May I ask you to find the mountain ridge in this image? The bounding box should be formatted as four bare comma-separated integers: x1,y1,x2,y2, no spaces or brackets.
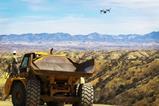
0,31,159,43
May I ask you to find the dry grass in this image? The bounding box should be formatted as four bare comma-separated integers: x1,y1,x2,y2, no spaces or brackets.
0,50,159,106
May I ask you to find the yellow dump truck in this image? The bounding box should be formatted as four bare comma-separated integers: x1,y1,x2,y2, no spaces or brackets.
3,52,95,106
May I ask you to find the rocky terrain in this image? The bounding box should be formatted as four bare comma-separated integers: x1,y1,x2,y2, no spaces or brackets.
0,50,159,106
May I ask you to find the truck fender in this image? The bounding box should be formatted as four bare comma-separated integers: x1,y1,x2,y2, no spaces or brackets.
2,77,26,100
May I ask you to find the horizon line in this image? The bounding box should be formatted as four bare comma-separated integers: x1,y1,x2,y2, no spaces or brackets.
0,31,158,36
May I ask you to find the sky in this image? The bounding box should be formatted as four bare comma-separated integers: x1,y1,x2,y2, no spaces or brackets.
0,0,159,35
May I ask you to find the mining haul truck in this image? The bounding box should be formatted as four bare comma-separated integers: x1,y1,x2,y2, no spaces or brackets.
3,52,95,106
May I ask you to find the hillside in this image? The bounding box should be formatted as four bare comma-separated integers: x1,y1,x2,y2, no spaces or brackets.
86,50,159,106
0,50,159,106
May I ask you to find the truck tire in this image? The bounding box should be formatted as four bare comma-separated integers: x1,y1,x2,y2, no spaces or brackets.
26,78,40,106
12,82,26,106
47,102,64,106
73,83,94,106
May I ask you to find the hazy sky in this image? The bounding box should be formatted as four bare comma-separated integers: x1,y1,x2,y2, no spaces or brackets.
0,0,159,35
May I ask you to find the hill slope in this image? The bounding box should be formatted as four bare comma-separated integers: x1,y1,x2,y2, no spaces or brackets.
87,50,159,106
0,50,159,106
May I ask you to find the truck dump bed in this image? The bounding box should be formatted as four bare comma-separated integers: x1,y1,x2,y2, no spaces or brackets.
31,55,95,77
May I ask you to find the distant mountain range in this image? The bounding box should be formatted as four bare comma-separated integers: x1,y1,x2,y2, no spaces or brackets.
0,31,159,44
0,31,158,51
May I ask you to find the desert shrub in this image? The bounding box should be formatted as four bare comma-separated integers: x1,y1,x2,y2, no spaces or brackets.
0,50,159,105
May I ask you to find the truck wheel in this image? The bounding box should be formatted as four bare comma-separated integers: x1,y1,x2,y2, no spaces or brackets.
26,78,40,106
47,102,64,106
12,82,26,106
73,83,94,106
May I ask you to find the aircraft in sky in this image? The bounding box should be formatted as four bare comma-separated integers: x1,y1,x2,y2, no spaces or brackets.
100,8,111,14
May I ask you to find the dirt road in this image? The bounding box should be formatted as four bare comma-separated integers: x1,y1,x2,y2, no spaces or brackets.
0,101,112,106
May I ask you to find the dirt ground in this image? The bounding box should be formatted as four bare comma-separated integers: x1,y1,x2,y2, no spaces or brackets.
0,101,112,106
